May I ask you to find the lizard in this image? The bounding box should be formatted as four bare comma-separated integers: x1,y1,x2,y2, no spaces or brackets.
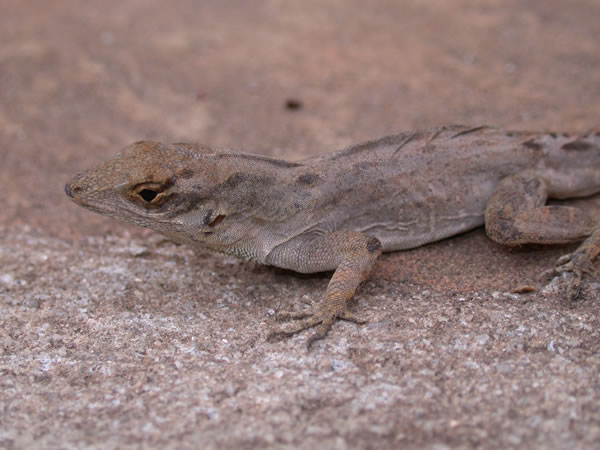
65,125,600,347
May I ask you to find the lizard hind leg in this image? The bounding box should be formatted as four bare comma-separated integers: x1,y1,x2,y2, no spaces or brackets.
484,173,596,246
266,231,382,349
484,171,600,302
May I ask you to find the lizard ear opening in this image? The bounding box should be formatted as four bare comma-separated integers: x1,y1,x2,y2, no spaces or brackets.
207,214,226,227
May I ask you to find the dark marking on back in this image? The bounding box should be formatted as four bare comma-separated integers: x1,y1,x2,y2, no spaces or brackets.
296,173,320,185
549,132,557,139
450,125,488,139
523,139,542,150
561,140,594,151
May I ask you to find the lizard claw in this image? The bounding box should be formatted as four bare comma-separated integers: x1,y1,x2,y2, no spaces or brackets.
541,250,599,305
268,303,368,349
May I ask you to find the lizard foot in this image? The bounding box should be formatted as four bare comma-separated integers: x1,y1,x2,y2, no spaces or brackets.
541,250,599,304
268,303,367,349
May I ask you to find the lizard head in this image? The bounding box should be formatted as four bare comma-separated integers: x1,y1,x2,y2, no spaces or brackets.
65,140,222,237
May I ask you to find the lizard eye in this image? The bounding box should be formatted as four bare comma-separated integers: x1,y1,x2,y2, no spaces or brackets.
139,189,158,202
132,184,167,207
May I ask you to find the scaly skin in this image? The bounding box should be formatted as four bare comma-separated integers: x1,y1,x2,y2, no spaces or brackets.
65,125,600,347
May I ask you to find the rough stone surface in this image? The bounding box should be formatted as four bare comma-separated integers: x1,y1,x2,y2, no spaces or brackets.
1,0,599,448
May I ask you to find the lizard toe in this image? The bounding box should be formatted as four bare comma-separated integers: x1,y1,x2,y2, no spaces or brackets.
267,315,324,341
306,317,336,349
268,303,367,348
556,253,575,266
275,309,312,321
543,250,599,305
338,310,369,324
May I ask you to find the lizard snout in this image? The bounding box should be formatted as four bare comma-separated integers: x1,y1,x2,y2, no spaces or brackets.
65,169,90,200
64,179,84,200
64,183,74,198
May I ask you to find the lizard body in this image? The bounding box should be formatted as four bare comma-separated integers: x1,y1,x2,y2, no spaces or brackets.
66,125,600,346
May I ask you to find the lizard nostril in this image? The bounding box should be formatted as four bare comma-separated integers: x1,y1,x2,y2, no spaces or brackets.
65,183,82,198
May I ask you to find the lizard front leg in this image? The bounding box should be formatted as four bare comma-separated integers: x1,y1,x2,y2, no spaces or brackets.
484,172,599,301
266,231,382,348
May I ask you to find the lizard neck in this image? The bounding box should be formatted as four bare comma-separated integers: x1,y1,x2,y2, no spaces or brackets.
158,151,311,262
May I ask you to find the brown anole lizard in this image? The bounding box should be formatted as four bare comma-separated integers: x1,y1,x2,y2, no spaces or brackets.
65,125,600,347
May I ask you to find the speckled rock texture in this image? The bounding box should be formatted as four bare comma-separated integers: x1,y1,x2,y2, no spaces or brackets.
1,0,599,448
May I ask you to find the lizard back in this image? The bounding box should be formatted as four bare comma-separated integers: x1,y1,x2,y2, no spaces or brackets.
289,125,600,251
